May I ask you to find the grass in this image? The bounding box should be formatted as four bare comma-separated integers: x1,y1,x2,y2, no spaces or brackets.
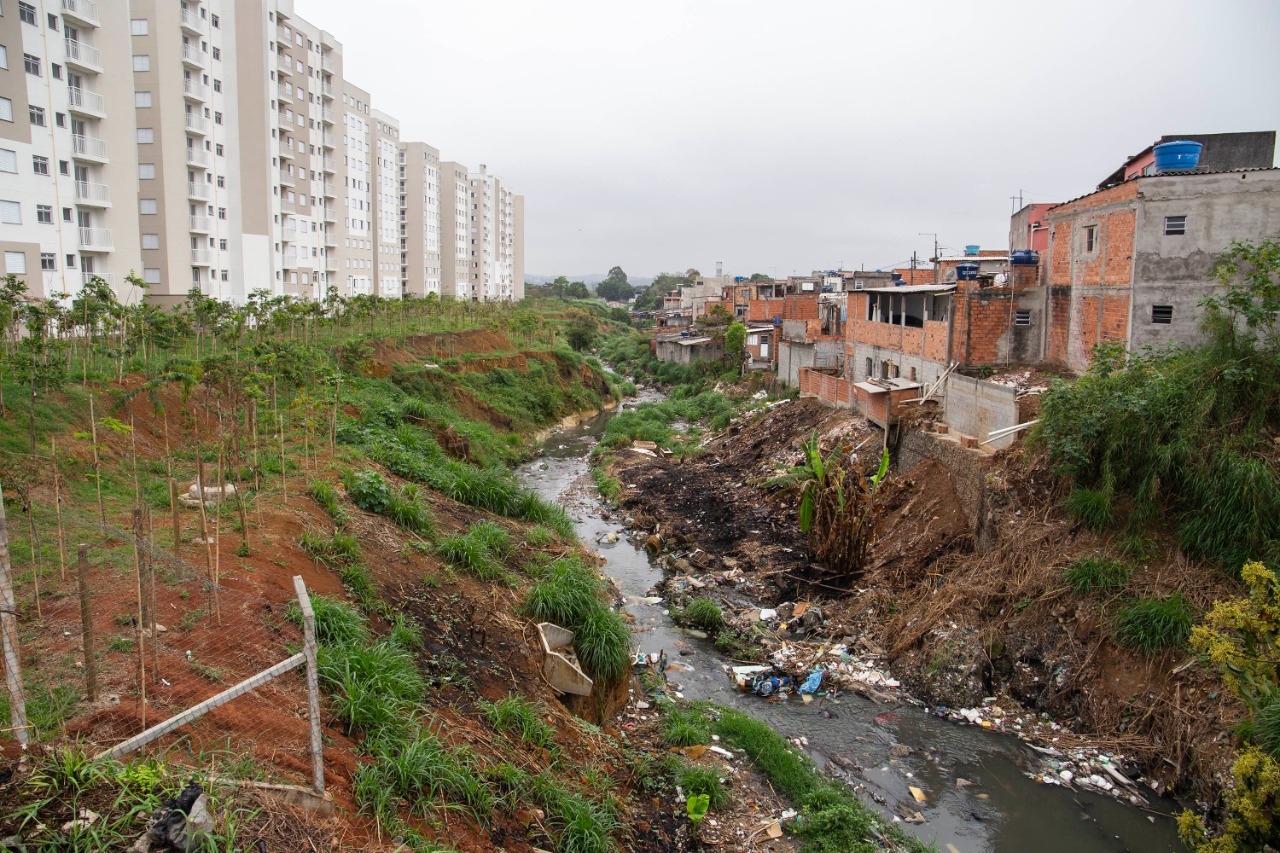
0,683,79,741
661,704,712,747
437,521,513,582
288,594,369,647
520,556,632,685
1063,555,1131,595
570,607,632,684
483,694,556,749
306,478,349,524
317,640,425,734
1112,593,1194,653
591,461,621,503
679,597,725,633
1064,487,1114,532
676,763,730,809
525,525,557,547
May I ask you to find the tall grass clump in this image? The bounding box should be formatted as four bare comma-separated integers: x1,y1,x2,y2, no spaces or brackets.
316,640,425,734
306,478,349,523
572,607,632,683
1063,555,1131,595
1113,593,1194,653
288,594,369,646
529,776,621,853
1064,487,1114,533
483,694,555,749
521,556,630,684
676,763,730,809
437,520,513,581
1037,243,1280,573
661,704,711,747
679,598,725,634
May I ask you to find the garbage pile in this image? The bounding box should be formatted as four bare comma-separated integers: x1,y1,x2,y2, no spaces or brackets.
930,699,1154,805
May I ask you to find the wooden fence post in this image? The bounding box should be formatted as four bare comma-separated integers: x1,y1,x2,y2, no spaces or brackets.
77,545,97,703
0,483,29,746
293,576,325,794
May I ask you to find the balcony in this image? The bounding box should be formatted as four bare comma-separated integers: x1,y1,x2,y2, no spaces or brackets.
181,43,204,68
277,83,293,104
60,0,99,27
191,249,213,266
322,206,336,222
71,134,108,163
278,170,294,187
184,113,209,135
325,258,338,272
322,182,336,198
186,147,210,168
180,8,206,35
64,38,102,73
81,271,112,286
321,107,335,124
275,54,292,77
321,82,335,100
324,233,337,248
278,144,294,160
78,227,113,251
183,78,209,101
321,53,335,73
67,86,106,118
282,224,297,240
321,133,335,149
281,199,296,213
74,180,111,206
189,215,212,233
188,181,210,200
321,157,336,173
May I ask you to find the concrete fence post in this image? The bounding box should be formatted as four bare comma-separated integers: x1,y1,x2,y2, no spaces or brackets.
293,575,325,794
0,483,28,746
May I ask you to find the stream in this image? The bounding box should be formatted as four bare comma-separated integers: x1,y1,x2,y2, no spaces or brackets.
517,404,1185,853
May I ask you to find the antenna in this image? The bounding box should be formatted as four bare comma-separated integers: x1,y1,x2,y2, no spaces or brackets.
918,232,939,286
1010,190,1024,214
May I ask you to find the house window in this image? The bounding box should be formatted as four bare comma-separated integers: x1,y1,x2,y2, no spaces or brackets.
137,128,154,143
55,112,65,127
30,154,48,175
5,251,26,274
1151,305,1174,325
0,148,14,173
58,160,69,175
0,97,10,122
40,252,56,271
211,14,219,28
138,163,155,179
0,199,20,224
135,91,152,108
217,207,227,220
1014,309,1032,326
28,105,45,126
132,55,150,72
46,12,56,29
23,53,40,75
1164,215,1186,236
66,254,76,268
51,63,61,79
218,238,227,250
36,204,52,223
130,18,148,36
18,3,35,25
142,233,159,249
212,46,220,61
0,46,8,69
139,198,157,214
1084,225,1097,252
909,367,917,381
143,268,161,284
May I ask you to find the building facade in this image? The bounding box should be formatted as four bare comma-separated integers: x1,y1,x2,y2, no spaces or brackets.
398,140,441,297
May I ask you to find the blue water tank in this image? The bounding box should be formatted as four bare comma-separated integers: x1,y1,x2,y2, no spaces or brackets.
956,263,980,281
1010,250,1039,266
964,244,980,256
1153,140,1203,173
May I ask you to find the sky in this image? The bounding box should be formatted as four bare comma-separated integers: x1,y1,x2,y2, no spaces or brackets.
302,0,1280,279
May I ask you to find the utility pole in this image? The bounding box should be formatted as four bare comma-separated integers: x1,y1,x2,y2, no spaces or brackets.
919,233,939,287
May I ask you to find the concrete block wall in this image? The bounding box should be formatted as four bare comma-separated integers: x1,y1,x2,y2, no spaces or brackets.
941,374,1019,449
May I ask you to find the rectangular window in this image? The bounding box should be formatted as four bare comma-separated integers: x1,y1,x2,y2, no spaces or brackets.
28,105,45,126
212,79,222,93
214,111,222,125
55,112,65,127
1151,305,1174,325
211,14,219,28
62,207,72,221
18,3,34,25
218,238,227,250
0,46,8,69
139,198,157,214
0,148,14,173
1164,215,1186,236
0,200,20,224
212,46,220,61
216,175,224,188
46,12,56,29
143,267,161,284
0,97,11,122
1084,224,1097,253
215,143,224,156
217,207,226,220
66,254,76,268
32,155,47,175
1014,309,1032,326
5,251,25,274
134,91,152,108
138,163,155,179
23,53,40,75
51,63,61,79
36,204,52,223
58,159,69,175
141,233,159,249
132,55,150,72
137,128,154,143
130,18,148,35
40,252,56,271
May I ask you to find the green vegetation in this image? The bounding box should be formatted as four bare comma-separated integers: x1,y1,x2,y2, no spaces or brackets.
676,763,730,809
1112,594,1194,653
599,386,734,452
1037,237,1280,573
1063,555,1131,595
437,520,514,582
1180,561,1280,851
483,694,556,749
661,704,712,747
678,598,725,634
521,555,631,684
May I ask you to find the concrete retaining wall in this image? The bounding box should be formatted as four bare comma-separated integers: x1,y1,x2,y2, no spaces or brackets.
942,375,1019,449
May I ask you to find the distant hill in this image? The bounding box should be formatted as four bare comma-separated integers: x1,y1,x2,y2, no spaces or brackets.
526,274,654,288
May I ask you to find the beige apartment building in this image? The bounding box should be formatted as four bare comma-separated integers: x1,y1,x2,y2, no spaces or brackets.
0,0,143,300
398,140,441,297
2,0,523,306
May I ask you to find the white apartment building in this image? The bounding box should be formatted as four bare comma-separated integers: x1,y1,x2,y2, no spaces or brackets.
467,164,522,302
398,140,441,297
370,108,399,298
439,159,471,299
0,0,144,301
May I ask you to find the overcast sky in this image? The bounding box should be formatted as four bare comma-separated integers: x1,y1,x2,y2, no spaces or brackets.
303,0,1280,279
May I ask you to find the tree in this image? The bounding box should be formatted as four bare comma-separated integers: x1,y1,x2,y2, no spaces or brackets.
565,312,597,351
749,273,773,283
634,271,694,311
566,281,591,300
596,266,633,303
725,321,747,361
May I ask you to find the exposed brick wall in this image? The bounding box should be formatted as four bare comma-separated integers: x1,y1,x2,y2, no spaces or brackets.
1047,287,1072,367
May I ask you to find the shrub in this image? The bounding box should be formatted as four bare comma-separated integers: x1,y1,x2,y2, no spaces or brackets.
1064,487,1114,532
343,469,391,514
521,557,602,629
437,521,512,581
1113,594,1193,653
681,598,724,633
1063,556,1131,595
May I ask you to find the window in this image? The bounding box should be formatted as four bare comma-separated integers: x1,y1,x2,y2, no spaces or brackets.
1151,305,1174,325
134,91,152,108
51,63,61,79
28,105,45,126
1014,309,1032,326
18,2,34,25
0,46,7,69
220,270,228,282
211,14,219,28
132,55,150,72
137,128,154,143
1084,224,1098,253
214,111,222,125
218,238,227,250
32,155,47,175
0,200,20,224
36,204,52,223
54,112,65,127
138,163,155,179
46,12,56,29
216,175,224,188
212,46,220,61
40,252,56,271
66,254,76,268
0,148,14,173
215,143,224,156
0,97,10,122
139,198,157,214
217,207,226,220
62,207,71,221
141,233,159,249
23,53,39,75
1164,215,1186,236
58,159,69,175
213,78,221,93
5,251,26,274
130,18,148,35
143,268,161,284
